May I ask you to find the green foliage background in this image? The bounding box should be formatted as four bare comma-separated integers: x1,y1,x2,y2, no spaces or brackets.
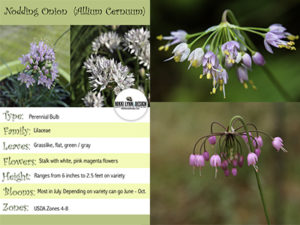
151,0,300,101
151,102,300,224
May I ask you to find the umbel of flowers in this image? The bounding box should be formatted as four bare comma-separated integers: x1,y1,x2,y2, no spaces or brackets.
189,115,287,225
157,10,298,98
18,41,59,89
189,116,287,177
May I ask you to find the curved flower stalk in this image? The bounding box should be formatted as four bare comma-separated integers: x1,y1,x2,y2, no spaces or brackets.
18,41,59,89
83,26,150,107
189,116,287,224
158,10,298,98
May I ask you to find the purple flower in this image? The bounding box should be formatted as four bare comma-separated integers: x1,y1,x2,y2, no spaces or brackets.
264,30,296,53
237,66,249,88
269,24,286,34
17,73,36,88
232,159,238,167
254,136,263,148
202,51,219,80
238,155,244,168
241,132,252,143
247,152,258,166
224,169,230,177
157,30,187,47
255,148,261,157
221,160,228,170
252,52,265,66
18,41,58,89
242,53,252,68
232,168,238,176
189,154,196,166
222,41,240,67
203,151,210,161
210,154,221,167
208,136,216,145
272,137,287,152
195,155,205,167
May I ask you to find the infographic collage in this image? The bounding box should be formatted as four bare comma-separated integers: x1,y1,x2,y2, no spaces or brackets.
0,0,300,224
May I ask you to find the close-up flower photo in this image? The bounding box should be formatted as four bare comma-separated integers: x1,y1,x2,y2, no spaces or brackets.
70,25,150,107
0,26,70,107
152,0,300,101
151,102,300,224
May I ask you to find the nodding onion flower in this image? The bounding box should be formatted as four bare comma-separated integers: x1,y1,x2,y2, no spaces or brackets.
18,41,58,89
158,10,298,98
189,116,287,178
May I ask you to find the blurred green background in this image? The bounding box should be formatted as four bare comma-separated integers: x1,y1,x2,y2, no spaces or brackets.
151,102,300,224
0,25,70,88
151,0,300,101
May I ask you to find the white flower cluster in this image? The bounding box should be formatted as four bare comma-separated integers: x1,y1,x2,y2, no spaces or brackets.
84,55,135,95
82,91,104,107
83,26,150,107
124,27,150,69
92,31,122,53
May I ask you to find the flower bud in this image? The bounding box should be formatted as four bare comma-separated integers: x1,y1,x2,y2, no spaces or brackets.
208,136,216,145
252,52,265,66
242,53,252,68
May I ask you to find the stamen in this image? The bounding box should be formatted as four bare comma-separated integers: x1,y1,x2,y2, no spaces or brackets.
199,74,203,79
207,63,212,69
192,60,198,67
207,73,212,79
212,87,216,94
243,82,248,89
174,55,181,63
287,35,299,41
164,45,169,51
158,46,165,51
156,35,163,41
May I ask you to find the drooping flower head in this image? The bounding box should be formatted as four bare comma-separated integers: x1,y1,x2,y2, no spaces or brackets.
159,13,297,99
189,116,287,178
18,41,59,89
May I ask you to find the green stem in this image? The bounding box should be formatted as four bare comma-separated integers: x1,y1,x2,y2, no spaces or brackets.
254,169,271,225
186,32,204,39
229,115,271,225
53,28,70,48
117,49,124,65
238,28,265,37
202,30,218,49
189,31,211,47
